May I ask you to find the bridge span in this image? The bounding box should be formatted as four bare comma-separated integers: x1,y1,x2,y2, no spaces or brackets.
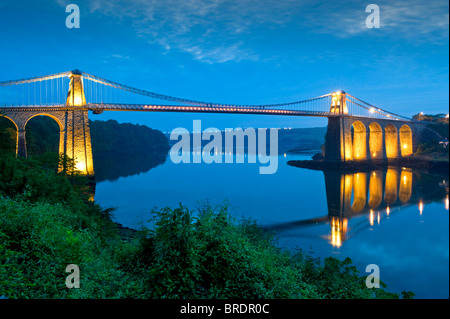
1,70,426,176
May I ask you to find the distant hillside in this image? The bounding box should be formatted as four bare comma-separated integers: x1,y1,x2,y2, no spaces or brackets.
412,113,449,159
277,127,327,153
166,127,327,154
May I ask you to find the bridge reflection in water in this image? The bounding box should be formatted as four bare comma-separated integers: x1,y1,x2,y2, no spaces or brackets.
265,168,449,248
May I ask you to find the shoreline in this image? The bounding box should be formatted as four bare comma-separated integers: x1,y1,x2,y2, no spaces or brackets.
287,156,449,174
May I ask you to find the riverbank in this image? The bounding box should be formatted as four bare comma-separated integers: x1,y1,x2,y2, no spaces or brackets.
287,154,449,173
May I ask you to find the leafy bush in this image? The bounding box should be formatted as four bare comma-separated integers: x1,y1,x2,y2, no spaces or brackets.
121,203,402,299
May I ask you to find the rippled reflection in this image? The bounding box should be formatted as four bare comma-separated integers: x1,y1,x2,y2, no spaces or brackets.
267,167,447,248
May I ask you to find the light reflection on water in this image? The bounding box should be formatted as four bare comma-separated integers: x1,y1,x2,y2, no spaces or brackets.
93,151,449,298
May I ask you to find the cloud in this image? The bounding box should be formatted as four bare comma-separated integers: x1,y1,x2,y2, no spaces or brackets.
302,0,449,42
55,0,449,63
60,0,304,63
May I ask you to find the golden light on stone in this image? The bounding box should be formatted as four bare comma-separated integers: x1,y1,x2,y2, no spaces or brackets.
330,91,348,115
399,125,413,156
66,70,87,107
385,124,399,159
330,216,345,248
369,122,383,160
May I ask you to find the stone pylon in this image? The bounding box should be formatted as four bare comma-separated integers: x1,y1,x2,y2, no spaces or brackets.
64,70,94,176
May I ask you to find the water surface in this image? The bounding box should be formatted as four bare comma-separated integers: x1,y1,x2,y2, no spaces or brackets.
93,151,449,299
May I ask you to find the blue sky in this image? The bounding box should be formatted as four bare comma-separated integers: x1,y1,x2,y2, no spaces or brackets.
0,0,448,132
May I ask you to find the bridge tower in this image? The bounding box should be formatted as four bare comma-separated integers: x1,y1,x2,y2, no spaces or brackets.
329,91,348,115
66,69,87,107
63,69,94,176
324,91,353,162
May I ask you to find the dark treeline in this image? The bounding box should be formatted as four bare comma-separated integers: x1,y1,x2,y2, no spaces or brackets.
93,151,167,183
0,117,170,156
412,113,449,159
90,119,169,153
168,127,327,154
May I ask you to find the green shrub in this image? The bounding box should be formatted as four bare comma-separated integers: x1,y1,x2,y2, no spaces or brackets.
122,203,402,299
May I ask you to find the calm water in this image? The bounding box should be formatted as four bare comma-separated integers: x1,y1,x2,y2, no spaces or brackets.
93,151,449,299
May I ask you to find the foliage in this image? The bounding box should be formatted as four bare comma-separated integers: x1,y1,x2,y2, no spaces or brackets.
120,203,403,299
25,116,60,156
0,116,16,155
414,141,449,158
0,152,136,298
89,119,169,153
0,152,409,299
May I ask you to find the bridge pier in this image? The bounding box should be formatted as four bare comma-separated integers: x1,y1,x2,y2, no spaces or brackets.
17,130,27,158
63,109,94,175
324,115,419,163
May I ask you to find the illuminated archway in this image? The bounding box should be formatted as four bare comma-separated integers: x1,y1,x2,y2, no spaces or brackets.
399,125,413,157
368,170,383,209
385,124,399,159
351,172,367,212
369,122,383,160
384,168,398,205
399,169,413,202
351,121,367,161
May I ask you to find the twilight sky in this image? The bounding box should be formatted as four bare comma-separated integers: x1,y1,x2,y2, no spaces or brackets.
0,0,448,132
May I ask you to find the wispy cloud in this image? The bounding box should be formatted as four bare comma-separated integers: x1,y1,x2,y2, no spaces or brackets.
55,0,449,63
57,0,304,63
302,0,449,42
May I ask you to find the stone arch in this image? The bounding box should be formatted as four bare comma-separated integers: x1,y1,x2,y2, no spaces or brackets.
369,122,383,160
351,121,367,161
350,172,367,212
385,124,399,159
23,113,64,157
384,168,398,205
399,124,413,157
0,114,19,131
368,170,383,209
399,169,413,202
23,113,64,132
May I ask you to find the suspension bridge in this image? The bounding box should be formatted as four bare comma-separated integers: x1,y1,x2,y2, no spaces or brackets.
0,69,426,175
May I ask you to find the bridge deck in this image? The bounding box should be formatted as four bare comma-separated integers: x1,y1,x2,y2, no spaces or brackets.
0,104,416,122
